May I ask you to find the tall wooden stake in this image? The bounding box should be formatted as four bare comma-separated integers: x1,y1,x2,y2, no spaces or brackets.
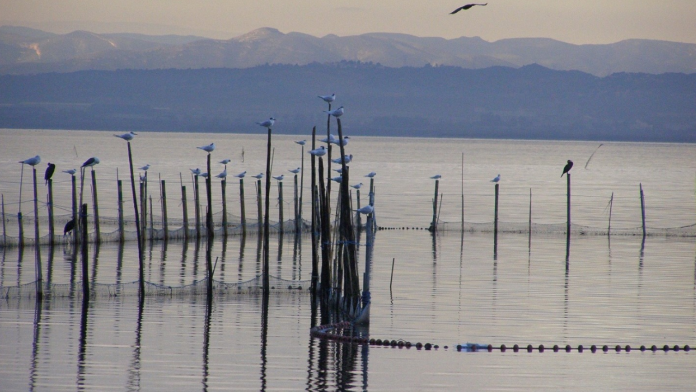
181,183,189,240
126,142,144,302
608,192,614,236
161,179,169,241
47,178,55,244
310,126,318,295
256,179,263,234
80,203,89,299
567,173,571,236
206,153,214,238
239,178,246,235
91,170,100,243
1,194,6,245
494,183,499,236
431,179,440,232
70,174,77,245
194,174,201,240
32,168,43,299
263,127,273,293
117,179,124,242
640,183,646,238
221,178,228,236
278,180,284,235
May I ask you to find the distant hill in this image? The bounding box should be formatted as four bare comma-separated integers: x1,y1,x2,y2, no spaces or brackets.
1,26,696,76
1,63,694,142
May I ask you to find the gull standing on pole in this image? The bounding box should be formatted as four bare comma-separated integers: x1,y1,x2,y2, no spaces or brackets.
63,168,77,176
138,164,150,171
190,168,202,176
355,204,374,215
491,174,500,183
220,159,231,165
216,168,228,179
318,93,336,103
256,118,275,128
330,136,349,147
252,173,264,179
289,167,301,174
365,172,377,178
430,174,442,180
19,155,41,166
272,175,284,181
351,183,363,190
294,140,306,146
332,154,353,164
234,171,247,178
308,146,327,157
197,143,215,153
324,106,344,117
81,157,100,169
114,131,137,141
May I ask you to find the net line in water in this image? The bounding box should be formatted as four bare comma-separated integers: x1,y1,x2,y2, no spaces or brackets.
1,275,312,300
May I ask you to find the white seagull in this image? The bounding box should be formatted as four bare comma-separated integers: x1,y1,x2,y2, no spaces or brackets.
139,164,150,171
256,118,276,128
430,174,442,180
289,167,301,174
216,168,228,179
200,172,209,178
308,146,327,157
220,159,231,165
331,176,342,183
63,168,77,176
318,93,336,103
355,205,374,215
19,155,41,166
272,174,284,181
139,173,147,182
320,134,337,144
491,174,501,183
197,143,215,153
81,157,100,168
234,171,247,178
351,183,363,190
331,136,350,147
114,131,138,141
252,173,264,179
324,106,344,117
364,172,377,178
333,168,343,174
294,140,306,146
332,154,353,164
190,168,201,176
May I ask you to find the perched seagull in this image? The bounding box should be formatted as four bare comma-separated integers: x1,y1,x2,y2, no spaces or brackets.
114,131,138,141
320,134,337,144
561,160,574,177
63,168,77,176
63,219,75,236
355,204,374,215
272,174,284,181
234,171,247,178
216,168,228,179
256,118,276,128
139,173,147,182
294,140,306,146
81,157,100,168
318,93,336,103
364,172,377,178
331,176,343,183
220,159,231,165
200,172,209,178
19,155,41,166
324,106,344,117
491,174,501,183
139,164,150,171
330,136,350,147
44,163,56,185
332,154,353,164
308,146,327,157
197,143,215,153
351,183,363,190
430,174,442,180
252,173,264,179
333,168,343,174
450,3,487,14
190,168,201,176
289,167,301,174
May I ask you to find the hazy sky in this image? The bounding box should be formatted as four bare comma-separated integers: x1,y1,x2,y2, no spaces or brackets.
2,0,696,44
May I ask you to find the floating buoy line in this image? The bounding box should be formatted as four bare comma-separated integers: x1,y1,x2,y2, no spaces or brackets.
310,322,692,354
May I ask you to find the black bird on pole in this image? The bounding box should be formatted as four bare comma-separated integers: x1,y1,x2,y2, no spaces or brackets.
44,162,56,185
561,160,574,177
64,219,75,235
450,3,487,14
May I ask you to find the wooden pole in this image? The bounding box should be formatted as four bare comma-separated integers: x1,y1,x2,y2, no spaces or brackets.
355,189,362,229
18,165,25,247
239,178,246,235
161,179,168,241
194,174,201,240
299,143,305,231
567,173,571,236
206,153,214,238
528,188,532,238
608,192,614,236
91,170,100,243
293,174,298,232
140,178,147,242
47,178,55,244
126,142,144,301
117,179,124,242
278,180,284,235
310,126,318,295
149,196,154,239
80,203,89,299
32,168,43,299
494,183,499,236
1,194,6,245
71,174,77,245
221,178,228,236
181,184,189,240
263,127,273,293
431,179,440,231
640,183,646,238
256,179,263,234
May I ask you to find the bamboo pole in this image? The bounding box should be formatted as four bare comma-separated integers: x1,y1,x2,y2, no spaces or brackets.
181,183,189,240
149,196,154,240
206,153,214,238
47,178,55,244
263,126,273,293
640,183,646,238
494,183,499,236
355,189,362,229
117,179,124,242
91,170,100,243
1,194,6,245
70,174,77,245
194,174,201,240
278,180,284,235
608,192,614,236
431,179,440,232
310,126,318,295
221,178,228,236
32,167,43,299
336,118,359,305
140,178,147,242
293,174,298,232
125,142,144,301
161,179,169,241
256,179,263,233
299,142,305,231
567,173,571,237
80,203,89,299
239,178,246,235
528,188,532,238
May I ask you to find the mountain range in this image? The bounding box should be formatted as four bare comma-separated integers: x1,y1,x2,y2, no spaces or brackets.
2,25,696,76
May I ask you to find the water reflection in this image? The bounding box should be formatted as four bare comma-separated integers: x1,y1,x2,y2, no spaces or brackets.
127,299,143,391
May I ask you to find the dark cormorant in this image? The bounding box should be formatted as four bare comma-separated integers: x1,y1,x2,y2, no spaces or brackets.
561,160,574,177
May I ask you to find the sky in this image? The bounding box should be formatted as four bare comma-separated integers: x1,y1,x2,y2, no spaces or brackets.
2,0,696,44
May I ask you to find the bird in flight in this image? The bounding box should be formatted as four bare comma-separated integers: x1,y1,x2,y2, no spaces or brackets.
561,160,574,177
450,3,487,14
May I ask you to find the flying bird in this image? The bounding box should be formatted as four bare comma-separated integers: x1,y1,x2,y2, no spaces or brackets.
216,168,228,179
324,106,344,117
289,167,301,174
81,157,100,168
332,154,353,164
252,173,264,179
44,163,56,185
355,205,374,215
294,140,306,146
234,171,247,178
364,172,377,178
491,174,500,183
63,219,75,236
19,155,41,166
272,174,284,181
351,183,363,190
430,174,442,180
318,93,336,103
197,143,215,153
561,160,574,177
220,159,231,165
114,131,138,141
256,118,276,128
308,146,327,157
63,168,77,176
450,3,487,14
138,164,150,171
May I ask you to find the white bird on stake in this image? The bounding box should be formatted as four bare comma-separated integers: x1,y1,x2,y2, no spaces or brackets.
190,168,201,176
318,93,336,103
351,183,363,190
491,174,500,183
355,204,374,215
216,168,228,179
331,176,342,183
81,157,100,168
331,136,349,147
289,167,301,174
19,155,41,166
256,118,275,128
252,173,264,179
197,143,215,153
308,146,327,157
364,172,377,178
324,106,344,117
294,140,306,146
63,168,77,176
332,154,353,164
430,174,442,180
219,159,231,165
114,131,138,141
139,164,150,171
234,171,247,178
272,174,284,181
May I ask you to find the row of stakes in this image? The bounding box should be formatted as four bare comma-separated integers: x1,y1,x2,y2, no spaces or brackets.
311,322,691,353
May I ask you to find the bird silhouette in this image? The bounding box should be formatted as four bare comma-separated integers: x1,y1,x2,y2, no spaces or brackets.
44,163,56,185
561,160,574,177
81,157,100,168
431,174,442,180
63,219,75,236
491,174,500,183
450,3,487,14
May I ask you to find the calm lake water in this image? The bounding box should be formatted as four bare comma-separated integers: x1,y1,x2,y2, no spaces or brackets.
1,129,696,391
